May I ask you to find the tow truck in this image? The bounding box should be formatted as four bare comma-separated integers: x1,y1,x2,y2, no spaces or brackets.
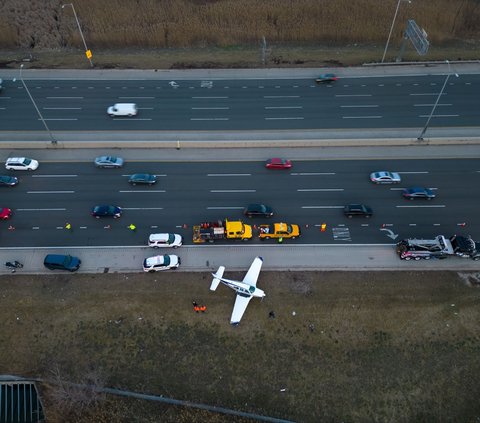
193,219,252,243
258,222,300,240
396,234,480,261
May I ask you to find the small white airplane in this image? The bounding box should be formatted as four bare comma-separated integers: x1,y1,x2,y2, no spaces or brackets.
210,256,265,325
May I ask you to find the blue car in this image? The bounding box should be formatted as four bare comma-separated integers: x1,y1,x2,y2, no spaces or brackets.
91,205,122,218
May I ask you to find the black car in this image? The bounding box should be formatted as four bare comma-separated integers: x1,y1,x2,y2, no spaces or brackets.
44,254,81,272
243,203,274,218
128,173,157,185
0,175,18,186
402,187,436,200
344,204,373,218
91,205,122,218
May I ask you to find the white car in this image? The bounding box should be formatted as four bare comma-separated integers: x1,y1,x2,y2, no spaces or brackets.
5,157,39,171
107,103,137,117
143,255,180,272
370,171,401,184
148,233,183,248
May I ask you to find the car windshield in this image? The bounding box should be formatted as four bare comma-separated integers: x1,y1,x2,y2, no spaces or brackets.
23,158,31,165
162,255,171,266
106,156,116,162
62,255,72,266
167,234,175,243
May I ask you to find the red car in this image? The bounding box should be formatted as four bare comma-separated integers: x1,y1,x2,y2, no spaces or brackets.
0,207,12,220
265,158,292,170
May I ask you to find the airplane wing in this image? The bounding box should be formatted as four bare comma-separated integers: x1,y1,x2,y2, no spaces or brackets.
242,256,263,286
230,294,253,325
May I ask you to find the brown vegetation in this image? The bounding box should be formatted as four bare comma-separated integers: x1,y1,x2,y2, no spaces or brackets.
1,270,479,422
0,0,479,49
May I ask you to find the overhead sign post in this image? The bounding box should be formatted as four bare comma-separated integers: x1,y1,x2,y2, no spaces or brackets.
397,19,429,62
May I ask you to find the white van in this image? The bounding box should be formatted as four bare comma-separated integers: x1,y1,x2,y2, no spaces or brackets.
107,103,137,117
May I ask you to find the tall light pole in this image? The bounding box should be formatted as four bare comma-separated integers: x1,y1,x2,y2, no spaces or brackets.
417,61,459,141
14,65,57,145
382,0,411,63
62,3,93,67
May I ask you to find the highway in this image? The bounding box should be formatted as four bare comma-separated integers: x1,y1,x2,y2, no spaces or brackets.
1,157,478,248
1,74,480,132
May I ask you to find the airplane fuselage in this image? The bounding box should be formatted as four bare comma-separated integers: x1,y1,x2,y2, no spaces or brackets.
216,277,265,298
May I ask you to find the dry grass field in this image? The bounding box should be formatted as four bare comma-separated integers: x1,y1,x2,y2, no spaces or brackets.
0,0,479,69
1,270,479,422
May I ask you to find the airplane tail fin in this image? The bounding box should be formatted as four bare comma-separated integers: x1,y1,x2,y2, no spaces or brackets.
210,266,225,291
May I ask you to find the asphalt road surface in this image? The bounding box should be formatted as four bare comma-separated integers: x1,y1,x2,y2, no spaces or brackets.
1,157,478,248
2,74,480,132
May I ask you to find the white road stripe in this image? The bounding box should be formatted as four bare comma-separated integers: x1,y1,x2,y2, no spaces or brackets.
122,207,164,210
418,114,459,118
32,175,78,177
41,118,78,121
211,190,256,193
340,105,378,108
302,206,344,209
298,188,344,192
414,103,452,107
335,94,372,97
192,96,228,99
27,191,74,194
396,171,429,174
396,205,445,208
264,106,303,109
190,118,229,121
263,95,300,98
207,207,244,210
192,107,230,110
342,116,382,119
119,190,166,193
207,174,251,177
46,96,84,99
118,96,155,99
265,117,304,120
17,208,67,211
291,172,336,176
43,107,82,110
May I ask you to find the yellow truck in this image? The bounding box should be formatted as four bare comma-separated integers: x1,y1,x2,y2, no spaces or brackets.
258,222,301,240
193,219,252,243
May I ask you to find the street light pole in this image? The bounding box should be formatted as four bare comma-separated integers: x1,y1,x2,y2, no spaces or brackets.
382,0,411,63
15,65,57,145
62,3,93,67
417,61,459,141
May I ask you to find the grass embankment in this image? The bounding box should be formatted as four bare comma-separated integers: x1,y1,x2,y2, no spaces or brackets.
1,270,479,422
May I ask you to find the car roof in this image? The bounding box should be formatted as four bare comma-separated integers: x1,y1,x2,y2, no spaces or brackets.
145,255,168,266
149,233,170,241
6,157,27,162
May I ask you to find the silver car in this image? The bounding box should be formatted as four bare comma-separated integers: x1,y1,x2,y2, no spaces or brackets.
94,156,124,168
370,171,401,184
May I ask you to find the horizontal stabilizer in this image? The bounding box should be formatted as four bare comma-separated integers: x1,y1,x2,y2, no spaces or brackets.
210,266,225,291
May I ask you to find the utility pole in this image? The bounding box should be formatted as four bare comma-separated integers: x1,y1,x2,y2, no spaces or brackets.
14,65,57,144
62,3,94,67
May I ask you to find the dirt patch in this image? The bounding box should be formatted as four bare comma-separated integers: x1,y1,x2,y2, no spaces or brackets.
1,270,480,422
